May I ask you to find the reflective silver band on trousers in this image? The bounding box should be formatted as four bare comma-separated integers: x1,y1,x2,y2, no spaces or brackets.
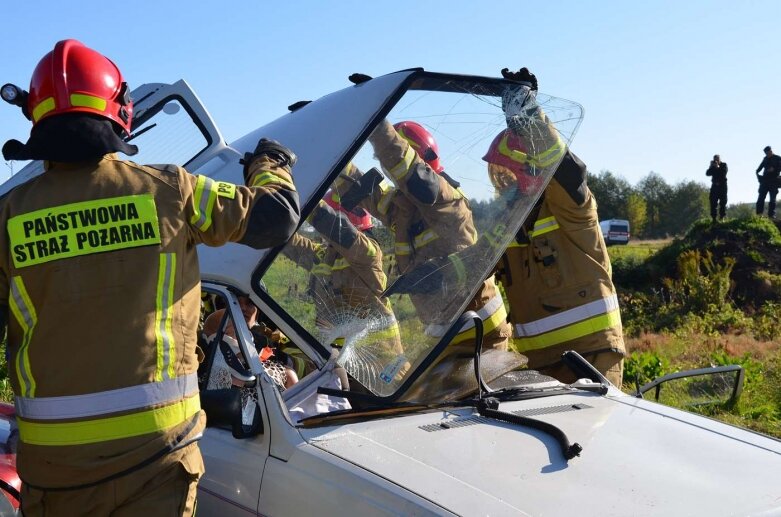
514,294,620,337
15,372,199,420
425,294,505,338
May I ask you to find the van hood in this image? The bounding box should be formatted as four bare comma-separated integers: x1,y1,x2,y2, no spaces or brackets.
301,392,781,516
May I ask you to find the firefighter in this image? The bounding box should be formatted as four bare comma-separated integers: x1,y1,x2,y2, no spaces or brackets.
283,192,403,375
338,120,512,356
484,67,626,387
0,40,299,516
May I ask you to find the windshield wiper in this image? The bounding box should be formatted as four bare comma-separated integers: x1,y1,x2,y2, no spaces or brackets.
466,312,583,462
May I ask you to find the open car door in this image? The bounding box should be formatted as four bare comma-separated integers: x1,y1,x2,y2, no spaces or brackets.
0,79,233,198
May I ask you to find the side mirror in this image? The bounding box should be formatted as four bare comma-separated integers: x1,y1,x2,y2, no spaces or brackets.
636,365,744,409
200,389,264,439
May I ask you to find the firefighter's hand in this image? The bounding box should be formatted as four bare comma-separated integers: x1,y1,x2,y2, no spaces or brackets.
253,138,297,167
501,67,538,91
385,258,446,296
241,138,297,180
501,69,540,131
340,167,384,211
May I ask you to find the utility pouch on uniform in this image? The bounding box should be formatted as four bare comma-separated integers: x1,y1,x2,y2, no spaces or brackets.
533,242,557,266
533,239,561,288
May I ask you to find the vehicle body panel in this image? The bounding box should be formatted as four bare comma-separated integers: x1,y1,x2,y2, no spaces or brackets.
302,393,781,516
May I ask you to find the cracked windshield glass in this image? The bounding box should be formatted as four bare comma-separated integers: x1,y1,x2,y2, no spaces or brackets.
263,77,583,397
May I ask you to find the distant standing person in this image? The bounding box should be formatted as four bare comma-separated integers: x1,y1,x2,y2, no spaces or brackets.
756,146,781,218
706,154,728,222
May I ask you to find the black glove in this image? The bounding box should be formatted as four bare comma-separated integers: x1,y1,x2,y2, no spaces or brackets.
240,138,297,181
385,257,447,296
340,167,383,211
501,67,538,91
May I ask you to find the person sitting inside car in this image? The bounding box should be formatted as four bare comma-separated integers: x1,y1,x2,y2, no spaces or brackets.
203,295,298,390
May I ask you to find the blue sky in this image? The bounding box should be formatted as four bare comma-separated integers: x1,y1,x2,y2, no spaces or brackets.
2,0,779,204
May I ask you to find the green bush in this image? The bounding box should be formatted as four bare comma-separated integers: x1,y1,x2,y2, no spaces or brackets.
623,351,669,386
0,337,12,402
753,302,781,341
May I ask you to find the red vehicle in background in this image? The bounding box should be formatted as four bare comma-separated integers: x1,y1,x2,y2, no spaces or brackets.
0,403,20,515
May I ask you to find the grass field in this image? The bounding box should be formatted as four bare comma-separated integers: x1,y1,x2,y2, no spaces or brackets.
622,331,781,438
606,239,671,261
612,234,781,439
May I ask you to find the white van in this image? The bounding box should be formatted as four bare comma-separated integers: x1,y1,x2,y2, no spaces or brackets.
600,218,631,245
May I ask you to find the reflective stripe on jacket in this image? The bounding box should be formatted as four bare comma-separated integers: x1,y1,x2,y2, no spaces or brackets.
0,153,298,488
354,121,510,348
425,292,508,343
497,153,625,369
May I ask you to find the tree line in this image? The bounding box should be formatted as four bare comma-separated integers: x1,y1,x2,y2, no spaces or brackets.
591,171,763,238
470,170,753,240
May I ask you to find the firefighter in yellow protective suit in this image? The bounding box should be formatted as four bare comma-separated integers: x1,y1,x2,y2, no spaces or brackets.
283,193,403,377
0,40,299,516
338,120,511,355
483,68,625,387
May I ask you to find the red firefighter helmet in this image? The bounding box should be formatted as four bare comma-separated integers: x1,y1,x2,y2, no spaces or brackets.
482,129,545,194
393,121,444,174
27,39,133,134
324,191,373,231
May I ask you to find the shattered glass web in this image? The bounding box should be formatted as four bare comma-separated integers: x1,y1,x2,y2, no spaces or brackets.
264,80,582,398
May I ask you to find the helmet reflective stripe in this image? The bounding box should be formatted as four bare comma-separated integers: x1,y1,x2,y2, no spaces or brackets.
495,131,564,170
27,39,133,134
513,294,622,351
498,133,531,164
31,97,55,122
154,253,177,382
15,373,198,420
9,276,37,397
425,294,506,339
396,127,420,150
17,394,200,446
393,120,444,173
532,137,566,168
70,93,107,112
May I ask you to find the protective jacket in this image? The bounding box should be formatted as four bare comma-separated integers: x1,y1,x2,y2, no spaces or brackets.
706,162,728,187
495,151,625,369
284,202,401,355
756,154,781,184
0,153,299,488
347,120,510,349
